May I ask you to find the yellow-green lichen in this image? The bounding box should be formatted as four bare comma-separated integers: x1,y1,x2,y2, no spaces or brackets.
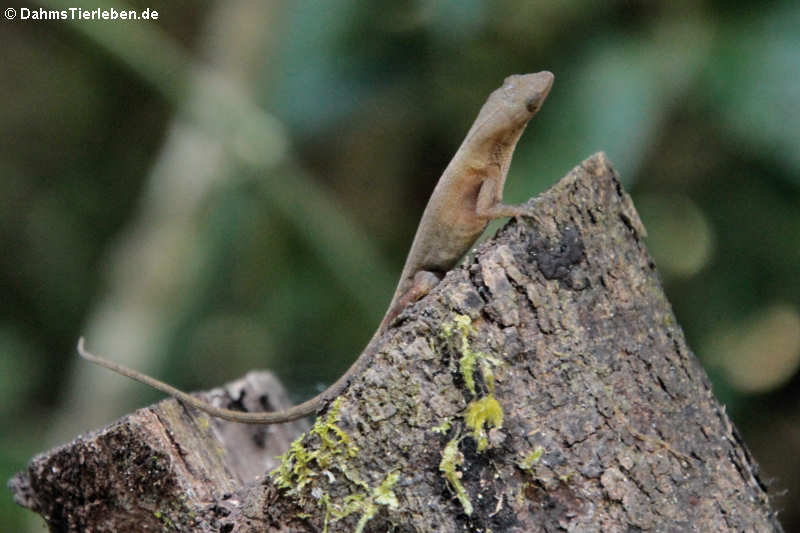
464,395,504,451
439,438,472,515
519,446,545,469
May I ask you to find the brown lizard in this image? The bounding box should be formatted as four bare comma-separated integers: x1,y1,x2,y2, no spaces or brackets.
78,71,554,424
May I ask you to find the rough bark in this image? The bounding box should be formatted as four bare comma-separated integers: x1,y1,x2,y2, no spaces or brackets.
9,372,308,532
9,153,783,532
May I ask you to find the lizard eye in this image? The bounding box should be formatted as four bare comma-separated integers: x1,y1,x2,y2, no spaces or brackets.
526,98,540,113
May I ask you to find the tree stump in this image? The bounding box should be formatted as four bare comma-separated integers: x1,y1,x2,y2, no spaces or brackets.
9,153,783,532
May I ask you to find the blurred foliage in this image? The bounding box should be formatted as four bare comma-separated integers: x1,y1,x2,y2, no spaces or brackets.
2,0,799,530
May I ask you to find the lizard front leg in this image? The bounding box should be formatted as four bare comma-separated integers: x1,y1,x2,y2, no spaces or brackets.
475,176,532,219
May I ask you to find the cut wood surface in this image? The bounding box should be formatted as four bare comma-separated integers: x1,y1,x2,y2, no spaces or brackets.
9,153,783,532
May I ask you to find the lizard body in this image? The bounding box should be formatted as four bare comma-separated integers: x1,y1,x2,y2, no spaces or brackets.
79,71,554,424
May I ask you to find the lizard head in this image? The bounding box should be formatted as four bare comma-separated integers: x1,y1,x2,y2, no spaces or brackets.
499,71,554,122
467,71,554,145
454,71,554,174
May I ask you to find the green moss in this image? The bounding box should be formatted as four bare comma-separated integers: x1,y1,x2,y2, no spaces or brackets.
439,438,472,515
354,504,378,533
328,492,367,520
272,420,400,532
447,315,482,395
310,399,358,457
153,509,174,529
374,470,400,509
324,469,400,532
272,436,311,490
270,398,358,491
440,314,502,396
436,315,510,510
519,446,545,469
464,395,504,451
348,470,400,533
440,314,506,450
431,418,452,434
320,494,332,533
460,349,478,394
318,487,365,532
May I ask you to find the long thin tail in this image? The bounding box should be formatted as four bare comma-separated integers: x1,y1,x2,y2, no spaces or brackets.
77,337,325,424
77,262,420,424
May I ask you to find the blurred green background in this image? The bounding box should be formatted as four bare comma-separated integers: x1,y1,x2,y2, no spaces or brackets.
2,0,799,530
